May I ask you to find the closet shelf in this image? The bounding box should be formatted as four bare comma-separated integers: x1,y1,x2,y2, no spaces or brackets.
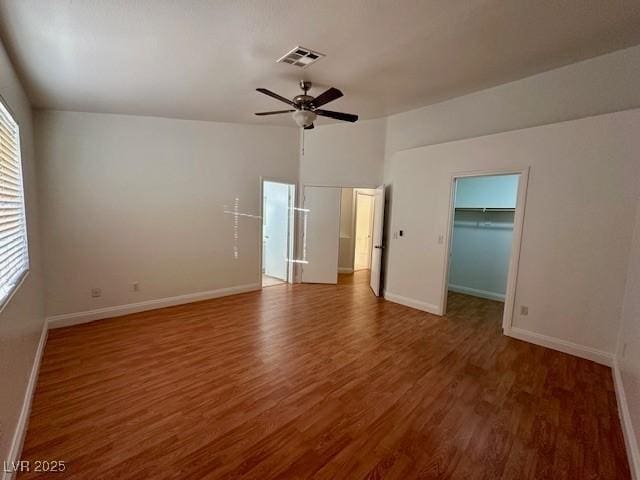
455,207,515,212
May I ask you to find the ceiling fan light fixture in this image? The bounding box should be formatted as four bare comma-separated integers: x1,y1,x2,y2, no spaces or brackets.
292,110,317,128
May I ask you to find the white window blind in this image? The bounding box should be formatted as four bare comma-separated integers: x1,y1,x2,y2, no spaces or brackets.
0,98,28,308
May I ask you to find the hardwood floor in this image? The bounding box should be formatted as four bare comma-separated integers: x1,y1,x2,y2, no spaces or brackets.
19,271,629,479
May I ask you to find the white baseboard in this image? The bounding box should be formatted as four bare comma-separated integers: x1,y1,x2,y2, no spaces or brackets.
47,283,261,329
448,284,505,302
338,267,354,274
384,291,441,315
2,323,48,480
506,326,613,367
613,358,640,480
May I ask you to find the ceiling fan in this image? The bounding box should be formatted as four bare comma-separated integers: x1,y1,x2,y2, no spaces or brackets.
255,80,358,129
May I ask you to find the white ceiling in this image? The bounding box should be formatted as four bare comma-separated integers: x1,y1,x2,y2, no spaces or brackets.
1,0,639,126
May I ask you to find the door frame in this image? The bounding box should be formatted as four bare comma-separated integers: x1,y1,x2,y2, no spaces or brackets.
353,191,375,271
259,177,297,287
440,167,530,333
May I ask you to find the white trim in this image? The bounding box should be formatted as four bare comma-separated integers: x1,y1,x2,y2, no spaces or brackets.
505,326,613,367
338,267,354,274
613,358,640,480
439,167,530,334
384,291,441,315
447,284,505,302
47,283,261,329
2,322,48,480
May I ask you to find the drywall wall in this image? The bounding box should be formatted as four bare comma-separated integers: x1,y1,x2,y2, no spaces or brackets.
385,109,640,356
454,175,519,209
0,40,45,468
384,44,640,164
449,211,515,301
36,110,299,317
300,118,385,188
617,195,640,477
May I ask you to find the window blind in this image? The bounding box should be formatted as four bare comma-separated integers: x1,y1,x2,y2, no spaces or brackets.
0,98,28,307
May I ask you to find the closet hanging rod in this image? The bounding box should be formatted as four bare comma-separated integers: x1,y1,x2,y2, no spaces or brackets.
454,207,516,212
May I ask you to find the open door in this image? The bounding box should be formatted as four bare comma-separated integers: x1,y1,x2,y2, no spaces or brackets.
370,184,385,296
301,186,341,284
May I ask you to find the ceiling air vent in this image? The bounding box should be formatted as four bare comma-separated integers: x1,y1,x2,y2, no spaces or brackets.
277,46,325,68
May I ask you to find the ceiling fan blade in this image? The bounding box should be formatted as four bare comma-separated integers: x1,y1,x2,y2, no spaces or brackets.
311,87,343,108
255,110,295,116
304,123,315,130
315,109,358,122
256,88,295,106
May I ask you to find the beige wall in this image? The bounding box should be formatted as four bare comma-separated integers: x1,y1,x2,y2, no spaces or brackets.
300,118,385,188
617,196,640,474
385,109,640,357
36,110,299,317
0,42,45,465
384,44,640,166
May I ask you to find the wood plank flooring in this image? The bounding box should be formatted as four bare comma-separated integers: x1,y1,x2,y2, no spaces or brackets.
19,272,630,479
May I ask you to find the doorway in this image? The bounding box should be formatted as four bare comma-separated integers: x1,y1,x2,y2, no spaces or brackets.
443,170,528,330
300,184,386,295
353,192,374,271
261,180,295,287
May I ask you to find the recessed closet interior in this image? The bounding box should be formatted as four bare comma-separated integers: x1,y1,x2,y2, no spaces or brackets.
448,175,519,303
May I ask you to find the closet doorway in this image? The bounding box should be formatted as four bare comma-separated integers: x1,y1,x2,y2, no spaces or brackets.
443,170,528,331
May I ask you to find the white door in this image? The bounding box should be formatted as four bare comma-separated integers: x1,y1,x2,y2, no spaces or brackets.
370,184,385,296
354,193,374,270
263,181,290,281
301,186,341,284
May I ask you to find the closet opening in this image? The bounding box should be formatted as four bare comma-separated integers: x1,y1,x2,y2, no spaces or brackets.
443,171,528,331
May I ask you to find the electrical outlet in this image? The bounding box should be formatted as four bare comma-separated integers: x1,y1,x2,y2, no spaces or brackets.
91,288,102,298
520,305,528,316
133,282,140,292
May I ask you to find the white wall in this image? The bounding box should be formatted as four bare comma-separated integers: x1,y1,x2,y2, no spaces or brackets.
35,110,299,317
301,118,385,188
617,195,640,476
454,175,519,209
385,109,640,357
449,211,515,301
0,41,45,466
384,45,640,164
